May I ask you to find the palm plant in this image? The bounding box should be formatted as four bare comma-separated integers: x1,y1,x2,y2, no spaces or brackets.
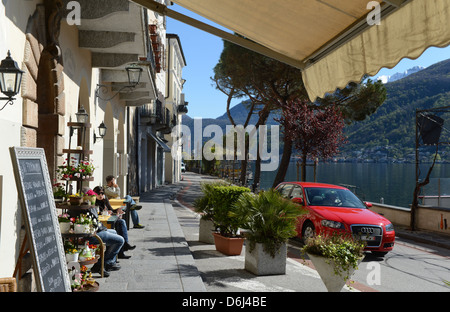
234,188,303,257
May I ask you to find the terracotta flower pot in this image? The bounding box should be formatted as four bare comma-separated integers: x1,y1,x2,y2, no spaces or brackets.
212,232,244,256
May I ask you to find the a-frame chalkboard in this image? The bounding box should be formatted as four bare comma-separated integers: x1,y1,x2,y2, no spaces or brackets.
10,147,71,292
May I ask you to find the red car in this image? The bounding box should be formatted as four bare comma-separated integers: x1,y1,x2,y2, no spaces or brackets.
275,182,395,257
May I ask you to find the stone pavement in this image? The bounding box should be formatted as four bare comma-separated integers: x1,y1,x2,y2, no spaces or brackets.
95,182,205,292
96,171,450,293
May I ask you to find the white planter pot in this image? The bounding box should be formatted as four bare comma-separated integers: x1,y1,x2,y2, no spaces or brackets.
65,252,79,263
199,219,215,244
74,224,90,234
245,242,287,276
307,253,364,292
59,222,71,233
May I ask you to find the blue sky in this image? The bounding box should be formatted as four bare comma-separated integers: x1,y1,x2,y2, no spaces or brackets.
166,5,450,119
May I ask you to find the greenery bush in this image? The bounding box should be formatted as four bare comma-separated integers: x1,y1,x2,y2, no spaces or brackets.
234,188,303,257
301,234,366,279
193,181,227,221
194,182,251,237
211,185,251,237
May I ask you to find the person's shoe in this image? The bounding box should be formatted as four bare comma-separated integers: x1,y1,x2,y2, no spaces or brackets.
130,204,142,210
118,252,131,259
105,263,121,271
133,224,145,229
123,242,136,251
91,264,110,277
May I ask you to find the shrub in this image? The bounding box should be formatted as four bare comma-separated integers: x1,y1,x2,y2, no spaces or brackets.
234,189,303,257
302,234,366,278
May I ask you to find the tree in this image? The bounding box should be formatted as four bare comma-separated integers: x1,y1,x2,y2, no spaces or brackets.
212,38,306,187
279,100,347,181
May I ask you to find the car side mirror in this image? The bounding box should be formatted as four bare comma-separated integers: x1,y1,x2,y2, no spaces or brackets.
292,197,304,205
364,202,373,208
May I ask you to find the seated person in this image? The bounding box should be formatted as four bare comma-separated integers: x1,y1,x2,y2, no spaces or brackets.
104,175,144,229
93,186,136,259
85,205,123,277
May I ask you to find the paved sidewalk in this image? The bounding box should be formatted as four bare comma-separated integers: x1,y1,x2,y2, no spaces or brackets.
96,184,205,292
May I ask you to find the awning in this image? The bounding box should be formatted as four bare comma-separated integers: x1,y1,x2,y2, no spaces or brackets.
132,0,450,101
149,132,171,153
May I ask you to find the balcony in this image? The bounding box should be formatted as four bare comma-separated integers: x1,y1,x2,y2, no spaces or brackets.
139,101,172,134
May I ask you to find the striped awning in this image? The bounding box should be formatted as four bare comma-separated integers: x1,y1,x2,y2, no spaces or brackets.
133,0,450,101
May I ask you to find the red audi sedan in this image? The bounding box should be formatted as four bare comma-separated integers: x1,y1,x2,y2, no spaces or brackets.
275,182,395,256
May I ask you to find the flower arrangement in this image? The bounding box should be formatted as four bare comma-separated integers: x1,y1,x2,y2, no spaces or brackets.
69,265,93,291
58,213,71,223
52,182,68,199
301,234,366,279
73,213,98,233
57,157,95,181
83,189,97,205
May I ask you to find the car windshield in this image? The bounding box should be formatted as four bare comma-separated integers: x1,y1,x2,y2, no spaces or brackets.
304,187,366,208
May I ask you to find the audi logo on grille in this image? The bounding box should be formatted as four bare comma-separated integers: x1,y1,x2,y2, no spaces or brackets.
360,227,374,234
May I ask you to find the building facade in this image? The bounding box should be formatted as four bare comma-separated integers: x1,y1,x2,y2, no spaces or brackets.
0,0,185,291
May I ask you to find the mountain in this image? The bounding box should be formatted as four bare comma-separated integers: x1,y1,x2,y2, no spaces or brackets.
182,58,450,161
181,100,281,149
377,66,425,83
342,58,450,161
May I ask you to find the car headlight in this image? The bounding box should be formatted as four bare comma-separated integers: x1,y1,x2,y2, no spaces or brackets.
321,220,344,229
385,223,394,232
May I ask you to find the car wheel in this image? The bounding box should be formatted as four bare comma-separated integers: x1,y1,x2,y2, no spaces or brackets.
302,221,315,244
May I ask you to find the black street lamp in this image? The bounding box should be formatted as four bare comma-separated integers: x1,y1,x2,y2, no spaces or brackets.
95,64,143,101
93,121,107,143
0,51,24,111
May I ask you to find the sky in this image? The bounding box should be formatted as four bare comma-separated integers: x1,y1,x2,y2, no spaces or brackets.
166,4,450,120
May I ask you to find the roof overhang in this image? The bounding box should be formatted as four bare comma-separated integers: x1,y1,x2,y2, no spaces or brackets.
131,0,450,101
63,0,157,104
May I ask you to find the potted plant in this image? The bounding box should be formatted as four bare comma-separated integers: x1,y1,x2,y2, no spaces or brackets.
193,181,226,244
58,213,72,233
73,213,97,234
65,241,79,262
82,189,97,205
208,184,251,255
56,157,95,181
301,234,366,292
52,182,68,202
69,193,83,206
234,189,303,275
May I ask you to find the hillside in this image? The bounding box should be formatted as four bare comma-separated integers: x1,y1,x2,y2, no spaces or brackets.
342,58,450,161
182,58,450,161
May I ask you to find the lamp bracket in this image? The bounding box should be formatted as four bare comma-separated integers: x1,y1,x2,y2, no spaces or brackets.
0,97,15,111
95,84,137,101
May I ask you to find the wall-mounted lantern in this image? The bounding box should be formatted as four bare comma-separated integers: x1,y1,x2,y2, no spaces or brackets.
93,121,107,144
0,51,24,111
76,106,89,123
95,64,143,101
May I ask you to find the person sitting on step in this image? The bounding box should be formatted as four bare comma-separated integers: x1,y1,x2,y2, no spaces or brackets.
104,175,144,229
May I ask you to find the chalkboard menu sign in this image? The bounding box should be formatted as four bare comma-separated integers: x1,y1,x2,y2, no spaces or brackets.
10,147,71,292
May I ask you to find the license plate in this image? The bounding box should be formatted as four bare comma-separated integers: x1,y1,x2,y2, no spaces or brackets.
356,235,376,241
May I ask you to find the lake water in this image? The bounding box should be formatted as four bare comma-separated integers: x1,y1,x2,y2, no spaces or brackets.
258,162,450,208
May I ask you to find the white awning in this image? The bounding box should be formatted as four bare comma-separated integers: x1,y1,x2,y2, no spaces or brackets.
132,0,450,101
